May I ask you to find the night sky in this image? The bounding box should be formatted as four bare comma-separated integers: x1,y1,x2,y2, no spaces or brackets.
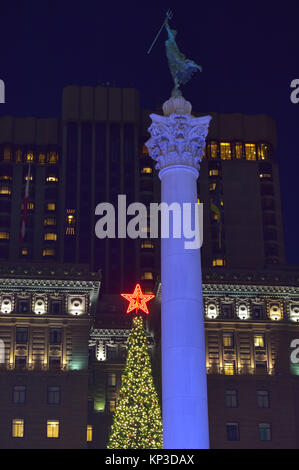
0,1,298,263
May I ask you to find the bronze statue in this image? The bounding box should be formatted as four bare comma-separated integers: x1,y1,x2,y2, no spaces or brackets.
148,10,202,96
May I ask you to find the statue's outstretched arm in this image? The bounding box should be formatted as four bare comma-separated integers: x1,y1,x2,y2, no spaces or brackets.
164,18,173,39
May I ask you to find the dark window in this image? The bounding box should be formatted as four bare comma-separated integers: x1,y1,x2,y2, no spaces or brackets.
252,305,263,319
50,301,62,315
225,390,238,408
13,385,26,404
106,346,117,360
88,398,94,412
257,390,270,408
221,304,233,319
16,327,28,343
18,300,30,314
47,386,60,404
259,423,271,441
49,358,61,369
226,423,240,441
50,328,62,344
15,357,27,369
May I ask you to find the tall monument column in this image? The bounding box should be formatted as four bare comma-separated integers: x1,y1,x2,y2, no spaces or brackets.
146,95,211,449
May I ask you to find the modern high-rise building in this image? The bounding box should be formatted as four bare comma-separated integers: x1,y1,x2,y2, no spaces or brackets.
0,86,285,295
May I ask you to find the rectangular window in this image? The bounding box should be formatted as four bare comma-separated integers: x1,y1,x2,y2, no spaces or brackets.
15,357,27,369
209,142,218,158
257,390,269,408
226,422,239,441
50,328,62,344
254,334,265,348
50,300,62,314
87,425,93,442
224,362,235,376
47,203,56,211
235,142,243,159
49,358,61,369
252,305,263,319
220,142,231,160
106,346,117,360
13,386,26,404
18,300,30,314
47,420,59,438
47,386,60,405
12,419,24,438
16,327,28,343
108,373,116,387
245,143,256,161
109,399,116,413
225,390,238,408
259,423,271,441
257,143,269,161
223,333,234,348
213,258,225,267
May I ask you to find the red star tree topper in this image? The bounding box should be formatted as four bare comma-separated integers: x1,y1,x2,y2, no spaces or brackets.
121,283,155,314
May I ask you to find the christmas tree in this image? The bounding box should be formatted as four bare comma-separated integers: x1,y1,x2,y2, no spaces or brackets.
107,284,163,449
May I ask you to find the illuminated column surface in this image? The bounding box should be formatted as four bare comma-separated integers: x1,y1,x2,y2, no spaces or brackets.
146,95,211,449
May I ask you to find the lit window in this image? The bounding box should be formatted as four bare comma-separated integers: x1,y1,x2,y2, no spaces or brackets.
141,240,154,249
47,387,60,405
66,227,75,235
46,175,58,183
0,231,9,239
44,233,57,241
3,147,12,162
209,142,218,158
209,182,216,191
141,167,152,174
108,372,116,387
259,173,272,179
142,144,149,156
21,202,34,210
21,248,28,256
43,249,55,257
197,197,200,204
15,149,22,163
141,272,153,280
12,419,24,438
223,333,234,348
235,142,243,159
66,211,75,224
47,420,59,438
0,186,12,195
109,399,116,413
47,203,56,211
87,425,93,442
0,175,12,181
212,259,225,267
226,422,239,441
39,153,46,164
220,142,231,160
259,423,271,441
47,152,59,164
257,390,269,408
26,152,34,162
13,386,26,404
44,217,56,226
258,143,269,161
224,362,235,376
254,334,265,348
209,169,219,177
225,390,237,408
245,143,256,161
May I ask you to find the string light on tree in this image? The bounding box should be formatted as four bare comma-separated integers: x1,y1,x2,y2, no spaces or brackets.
107,284,163,449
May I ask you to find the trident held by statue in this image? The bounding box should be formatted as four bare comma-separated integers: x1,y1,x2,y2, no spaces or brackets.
147,10,173,55
147,10,202,97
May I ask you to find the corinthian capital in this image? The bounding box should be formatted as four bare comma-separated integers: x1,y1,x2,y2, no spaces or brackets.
145,97,211,171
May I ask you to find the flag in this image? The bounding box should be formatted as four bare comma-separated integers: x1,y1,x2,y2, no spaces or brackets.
210,180,222,249
20,164,31,243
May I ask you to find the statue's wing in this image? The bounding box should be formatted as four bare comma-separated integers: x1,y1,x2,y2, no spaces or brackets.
177,60,201,85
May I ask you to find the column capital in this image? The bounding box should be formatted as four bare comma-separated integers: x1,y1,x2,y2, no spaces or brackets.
145,96,211,171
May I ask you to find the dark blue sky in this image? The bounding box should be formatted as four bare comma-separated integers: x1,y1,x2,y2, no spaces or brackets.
0,1,298,263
